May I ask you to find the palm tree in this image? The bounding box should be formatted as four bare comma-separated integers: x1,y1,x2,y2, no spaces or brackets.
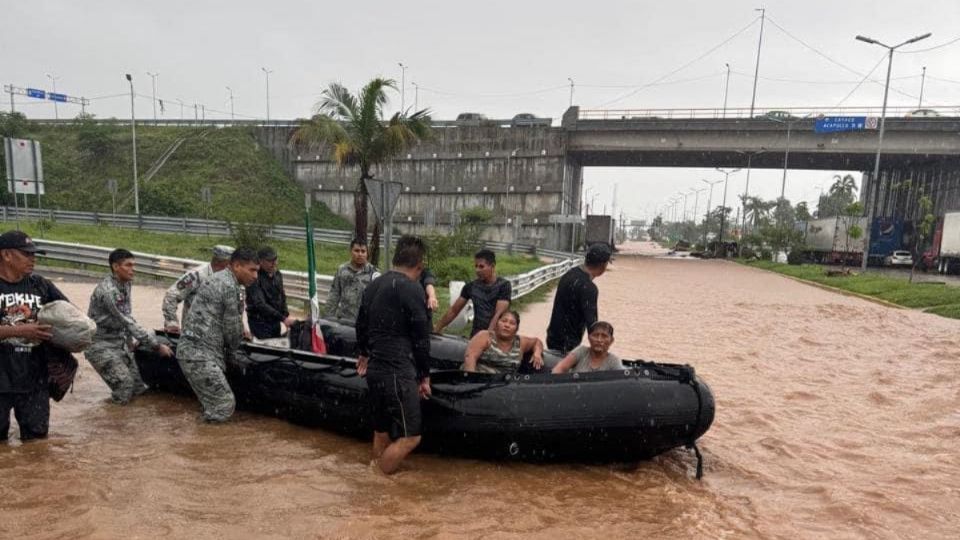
290,78,431,264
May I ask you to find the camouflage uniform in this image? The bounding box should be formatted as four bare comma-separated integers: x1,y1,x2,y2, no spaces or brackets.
325,262,380,322
86,275,159,404
162,263,215,329
176,269,245,422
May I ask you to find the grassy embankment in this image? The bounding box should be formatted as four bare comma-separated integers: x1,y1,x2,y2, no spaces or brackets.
740,259,960,319
2,123,349,229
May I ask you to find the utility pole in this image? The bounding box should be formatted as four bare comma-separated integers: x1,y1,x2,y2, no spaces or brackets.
702,179,723,248
918,66,927,108
749,8,766,118
124,74,140,216
715,168,741,248
146,71,159,120
722,63,731,118
45,73,60,119
398,62,407,112
736,150,765,255
567,77,575,107
177,99,184,122
855,31,932,270
226,86,235,120
261,67,273,121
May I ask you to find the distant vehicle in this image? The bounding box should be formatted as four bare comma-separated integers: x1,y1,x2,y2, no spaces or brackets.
510,113,551,127
455,112,489,126
758,110,798,121
585,215,615,250
906,108,940,118
884,250,913,267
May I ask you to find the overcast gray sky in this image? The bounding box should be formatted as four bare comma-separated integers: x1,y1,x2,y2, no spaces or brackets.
4,0,959,223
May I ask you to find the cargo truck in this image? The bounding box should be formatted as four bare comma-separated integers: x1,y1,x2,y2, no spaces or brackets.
585,214,615,249
801,216,866,265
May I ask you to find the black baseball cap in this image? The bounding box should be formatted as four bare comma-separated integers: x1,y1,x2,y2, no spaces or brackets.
0,230,46,255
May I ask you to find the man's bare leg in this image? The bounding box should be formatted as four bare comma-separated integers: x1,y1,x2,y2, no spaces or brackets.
378,435,421,474
372,431,391,459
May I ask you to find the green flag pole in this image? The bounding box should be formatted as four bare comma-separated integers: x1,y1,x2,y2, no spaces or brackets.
305,209,316,300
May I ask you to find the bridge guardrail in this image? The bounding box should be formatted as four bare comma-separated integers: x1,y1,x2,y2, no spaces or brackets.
33,239,579,305
577,105,960,121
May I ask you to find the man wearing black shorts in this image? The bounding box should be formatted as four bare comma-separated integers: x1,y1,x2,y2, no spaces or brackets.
356,235,431,475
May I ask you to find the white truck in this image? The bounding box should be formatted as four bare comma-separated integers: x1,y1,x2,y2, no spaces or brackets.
802,217,866,264
935,211,960,274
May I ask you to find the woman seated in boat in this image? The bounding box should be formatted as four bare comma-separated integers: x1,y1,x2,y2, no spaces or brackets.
551,321,624,374
462,310,544,373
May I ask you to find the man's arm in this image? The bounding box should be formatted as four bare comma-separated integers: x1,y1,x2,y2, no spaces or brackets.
486,280,513,332
102,285,160,350
162,272,198,329
402,283,432,381
434,297,467,333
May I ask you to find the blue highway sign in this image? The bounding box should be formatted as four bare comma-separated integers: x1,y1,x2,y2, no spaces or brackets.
48,93,67,103
814,116,876,133
26,88,46,99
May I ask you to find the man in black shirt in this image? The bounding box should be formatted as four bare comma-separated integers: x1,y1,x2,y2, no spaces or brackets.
245,246,294,339
356,235,431,475
434,249,511,336
0,231,67,442
546,244,612,354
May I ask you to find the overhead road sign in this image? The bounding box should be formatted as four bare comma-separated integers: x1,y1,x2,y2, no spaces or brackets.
26,88,46,99
814,116,878,134
48,92,67,103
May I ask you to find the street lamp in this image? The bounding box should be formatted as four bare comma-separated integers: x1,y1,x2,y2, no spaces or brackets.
146,71,159,120
398,62,407,112
690,187,706,231
567,77,575,107
226,86,235,120
125,73,140,216
735,149,766,249
722,63,731,119
855,31,931,270
45,73,60,119
261,67,273,121
715,168,741,248
701,178,723,248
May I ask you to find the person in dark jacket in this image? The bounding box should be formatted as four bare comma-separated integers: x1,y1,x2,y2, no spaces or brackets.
245,246,294,339
546,244,611,354
0,231,67,442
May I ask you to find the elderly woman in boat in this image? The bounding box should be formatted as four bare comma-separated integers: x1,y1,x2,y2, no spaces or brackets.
552,321,623,373
462,310,544,373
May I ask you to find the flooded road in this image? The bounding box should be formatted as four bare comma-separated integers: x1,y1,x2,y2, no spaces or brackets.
3,252,960,539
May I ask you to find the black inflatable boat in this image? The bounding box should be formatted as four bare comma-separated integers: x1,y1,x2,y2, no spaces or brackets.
135,320,715,465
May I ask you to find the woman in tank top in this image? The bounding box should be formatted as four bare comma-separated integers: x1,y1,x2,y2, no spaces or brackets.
462,310,544,373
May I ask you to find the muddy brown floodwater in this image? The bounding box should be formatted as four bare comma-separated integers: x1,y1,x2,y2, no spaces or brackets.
2,250,960,539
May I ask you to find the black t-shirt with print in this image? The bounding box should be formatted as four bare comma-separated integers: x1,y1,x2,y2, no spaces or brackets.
460,277,512,336
0,274,68,393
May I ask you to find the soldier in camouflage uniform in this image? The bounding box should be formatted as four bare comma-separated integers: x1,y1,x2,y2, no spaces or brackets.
162,245,234,332
325,238,380,322
87,249,174,404
176,248,259,422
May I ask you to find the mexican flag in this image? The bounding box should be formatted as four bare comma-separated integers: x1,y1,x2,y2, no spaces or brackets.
305,210,327,354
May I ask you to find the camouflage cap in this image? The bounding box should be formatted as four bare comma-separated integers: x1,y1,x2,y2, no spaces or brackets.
211,245,235,261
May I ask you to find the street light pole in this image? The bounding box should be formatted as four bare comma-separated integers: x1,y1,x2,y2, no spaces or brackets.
715,168,741,248
146,71,159,121
749,8,766,118
125,74,140,216
702,179,723,247
918,66,927,108
722,63,731,118
567,78,575,107
226,86,235,120
261,67,273,121
45,73,60,119
398,62,407,112
855,31,932,270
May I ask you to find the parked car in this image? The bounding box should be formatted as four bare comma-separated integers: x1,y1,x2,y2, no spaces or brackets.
884,250,913,267
455,112,489,126
511,113,551,127
906,108,940,118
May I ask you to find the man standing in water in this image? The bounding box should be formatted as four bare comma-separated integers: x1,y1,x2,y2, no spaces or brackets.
356,235,431,475
87,248,173,404
0,231,65,442
162,245,234,333
177,248,259,422
546,243,611,354
434,249,511,337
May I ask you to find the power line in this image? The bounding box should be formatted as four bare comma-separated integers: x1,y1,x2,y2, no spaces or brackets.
595,15,760,107
901,35,960,54
827,53,888,111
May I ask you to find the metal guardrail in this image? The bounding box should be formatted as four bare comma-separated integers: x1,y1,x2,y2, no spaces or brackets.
577,105,960,121
0,206,569,257
25,117,547,129
33,239,580,305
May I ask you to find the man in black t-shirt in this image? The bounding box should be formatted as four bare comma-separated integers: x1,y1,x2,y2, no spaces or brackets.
434,249,512,337
546,244,611,354
0,231,67,442
356,235,432,475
